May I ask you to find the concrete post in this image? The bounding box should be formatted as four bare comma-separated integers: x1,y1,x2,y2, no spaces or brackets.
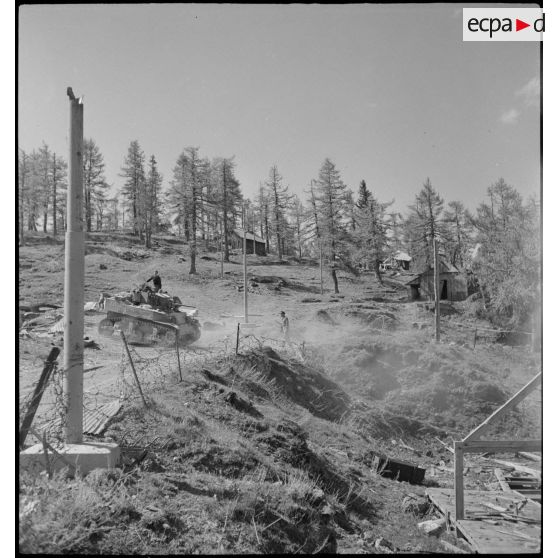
64,88,84,444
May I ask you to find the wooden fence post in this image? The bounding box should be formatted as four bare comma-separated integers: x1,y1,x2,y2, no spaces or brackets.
19,346,60,449
175,331,183,382
120,330,148,407
235,322,240,355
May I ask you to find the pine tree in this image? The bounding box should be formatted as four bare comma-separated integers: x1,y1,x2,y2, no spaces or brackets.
144,155,163,248
120,140,146,237
355,190,392,284
211,157,242,262
51,152,68,235
313,158,351,293
265,165,292,260
170,147,210,274
356,179,370,209
443,200,471,268
83,139,108,232
407,178,445,268
470,179,539,329
37,143,52,233
257,183,270,253
289,195,306,259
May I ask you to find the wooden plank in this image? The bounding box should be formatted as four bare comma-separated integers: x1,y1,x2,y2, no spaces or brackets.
427,488,541,554
517,451,541,462
462,439,542,453
491,459,541,479
494,469,512,492
464,373,541,441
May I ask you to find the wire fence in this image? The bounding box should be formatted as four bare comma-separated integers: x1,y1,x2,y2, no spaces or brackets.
19,323,310,448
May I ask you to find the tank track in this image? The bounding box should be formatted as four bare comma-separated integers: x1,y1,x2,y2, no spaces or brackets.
99,312,200,347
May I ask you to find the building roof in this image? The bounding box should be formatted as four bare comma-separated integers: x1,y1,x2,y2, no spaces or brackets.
422,259,460,274
394,251,412,261
232,229,265,243
405,274,422,285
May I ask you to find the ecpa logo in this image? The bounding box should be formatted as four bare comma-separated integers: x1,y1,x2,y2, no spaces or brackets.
463,8,544,41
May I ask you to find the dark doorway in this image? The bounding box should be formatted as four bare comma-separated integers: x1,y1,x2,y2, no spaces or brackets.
410,285,420,300
441,280,448,300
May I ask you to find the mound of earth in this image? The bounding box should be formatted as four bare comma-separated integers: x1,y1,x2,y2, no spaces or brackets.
241,347,351,422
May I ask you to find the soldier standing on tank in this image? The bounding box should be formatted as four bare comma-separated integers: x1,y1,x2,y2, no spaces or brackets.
146,270,162,293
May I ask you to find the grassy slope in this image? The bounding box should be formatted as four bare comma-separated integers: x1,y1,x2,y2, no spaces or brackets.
19,232,540,554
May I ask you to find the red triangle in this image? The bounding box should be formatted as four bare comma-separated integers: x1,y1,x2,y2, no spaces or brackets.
516,19,530,31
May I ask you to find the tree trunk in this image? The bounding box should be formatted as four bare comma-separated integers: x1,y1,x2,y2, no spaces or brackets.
52,154,57,236
19,201,25,244
222,162,230,263
189,180,197,275
331,268,339,294
374,259,383,285
264,208,270,253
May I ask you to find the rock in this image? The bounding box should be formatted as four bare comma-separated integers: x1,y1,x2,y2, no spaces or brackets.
320,504,334,516
426,450,434,457
417,517,446,536
374,537,394,552
401,495,431,516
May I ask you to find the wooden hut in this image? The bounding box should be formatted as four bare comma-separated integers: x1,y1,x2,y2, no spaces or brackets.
406,259,467,302
230,229,267,256
381,251,412,271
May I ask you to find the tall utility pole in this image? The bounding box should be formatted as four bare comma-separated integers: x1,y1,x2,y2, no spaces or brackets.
243,204,248,323
64,87,84,443
433,237,440,343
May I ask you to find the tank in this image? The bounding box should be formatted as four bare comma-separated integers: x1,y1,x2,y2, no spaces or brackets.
98,287,201,346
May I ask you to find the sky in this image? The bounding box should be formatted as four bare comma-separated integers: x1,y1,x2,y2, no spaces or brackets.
19,3,540,213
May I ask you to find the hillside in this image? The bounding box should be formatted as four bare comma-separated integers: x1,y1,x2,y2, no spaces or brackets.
19,232,541,554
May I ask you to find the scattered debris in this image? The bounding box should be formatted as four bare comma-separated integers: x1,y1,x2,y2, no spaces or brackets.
517,452,541,462
224,391,263,418
434,436,455,454
84,301,98,312
374,536,394,553
439,540,469,554
417,517,446,536
401,494,431,516
489,459,541,480
83,337,100,349
371,453,426,485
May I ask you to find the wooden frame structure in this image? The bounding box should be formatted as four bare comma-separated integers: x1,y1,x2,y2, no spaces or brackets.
454,372,541,519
